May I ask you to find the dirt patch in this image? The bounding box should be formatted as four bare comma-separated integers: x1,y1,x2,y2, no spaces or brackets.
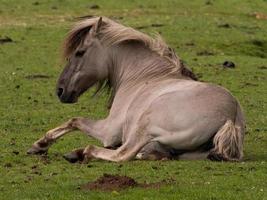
81,173,172,191
258,66,267,70
89,4,100,9
136,23,164,30
25,74,51,80
3,163,12,168
81,174,137,191
12,150,19,155
222,61,235,68
240,82,259,88
32,1,40,6
39,154,51,165
217,23,231,28
196,50,215,56
151,23,164,27
0,36,13,44
251,39,265,47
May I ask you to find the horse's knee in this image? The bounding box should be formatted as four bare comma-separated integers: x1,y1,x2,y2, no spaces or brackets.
68,117,84,127
103,136,122,149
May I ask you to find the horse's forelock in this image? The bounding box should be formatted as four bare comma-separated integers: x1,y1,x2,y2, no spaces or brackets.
63,26,91,59
62,17,101,59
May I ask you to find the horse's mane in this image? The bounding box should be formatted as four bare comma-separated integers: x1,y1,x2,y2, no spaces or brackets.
63,16,197,81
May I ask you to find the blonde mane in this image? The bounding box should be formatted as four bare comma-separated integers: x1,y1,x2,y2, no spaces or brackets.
63,16,197,81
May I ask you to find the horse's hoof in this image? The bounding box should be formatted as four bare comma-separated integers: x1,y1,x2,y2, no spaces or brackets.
27,146,47,155
63,153,79,163
207,151,225,161
63,149,85,163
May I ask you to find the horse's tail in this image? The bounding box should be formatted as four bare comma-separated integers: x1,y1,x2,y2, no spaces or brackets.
208,102,245,161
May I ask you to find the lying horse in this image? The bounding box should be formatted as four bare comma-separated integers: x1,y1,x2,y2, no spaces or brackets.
27,17,245,162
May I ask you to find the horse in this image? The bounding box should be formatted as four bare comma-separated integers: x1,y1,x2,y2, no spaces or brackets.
27,16,245,162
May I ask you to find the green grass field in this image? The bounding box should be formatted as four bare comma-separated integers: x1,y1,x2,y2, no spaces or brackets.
0,0,266,199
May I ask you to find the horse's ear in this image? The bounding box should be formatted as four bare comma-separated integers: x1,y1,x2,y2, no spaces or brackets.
96,17,103,33
91,17,103,35
84,17,102,45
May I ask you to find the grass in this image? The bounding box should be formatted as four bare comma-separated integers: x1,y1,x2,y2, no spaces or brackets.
0,0,266,199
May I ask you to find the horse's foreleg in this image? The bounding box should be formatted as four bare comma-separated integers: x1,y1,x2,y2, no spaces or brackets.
27,121,74,154
27,117,106,155
81,113,154,162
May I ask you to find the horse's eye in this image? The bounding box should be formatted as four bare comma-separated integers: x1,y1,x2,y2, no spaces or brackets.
75,50,86,57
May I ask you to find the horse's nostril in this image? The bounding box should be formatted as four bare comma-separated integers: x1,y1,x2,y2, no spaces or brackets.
57,88,64,98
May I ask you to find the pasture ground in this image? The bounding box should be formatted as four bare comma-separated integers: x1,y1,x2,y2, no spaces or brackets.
0,0,266,199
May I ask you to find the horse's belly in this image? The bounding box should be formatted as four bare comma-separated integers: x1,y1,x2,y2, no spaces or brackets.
144,82,237,149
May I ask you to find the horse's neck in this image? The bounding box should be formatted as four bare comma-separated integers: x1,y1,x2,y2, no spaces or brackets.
109,42,172,92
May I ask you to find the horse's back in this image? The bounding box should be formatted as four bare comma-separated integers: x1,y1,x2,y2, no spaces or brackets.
130,79,237,120
146,80,237,127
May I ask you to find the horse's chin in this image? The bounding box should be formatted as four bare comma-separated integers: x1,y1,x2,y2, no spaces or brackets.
59,97,78,104
59,92,79,104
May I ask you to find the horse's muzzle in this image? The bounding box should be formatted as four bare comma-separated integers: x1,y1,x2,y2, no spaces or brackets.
57,88,77,103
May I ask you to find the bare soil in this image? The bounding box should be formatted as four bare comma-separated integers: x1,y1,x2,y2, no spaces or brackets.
81,173,171,191
0,36,13,44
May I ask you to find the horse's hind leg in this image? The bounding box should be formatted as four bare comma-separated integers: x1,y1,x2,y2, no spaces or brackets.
27,117,107,155
178,152,209,160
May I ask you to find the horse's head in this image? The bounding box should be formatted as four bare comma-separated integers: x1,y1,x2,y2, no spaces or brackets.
57,17,108,103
